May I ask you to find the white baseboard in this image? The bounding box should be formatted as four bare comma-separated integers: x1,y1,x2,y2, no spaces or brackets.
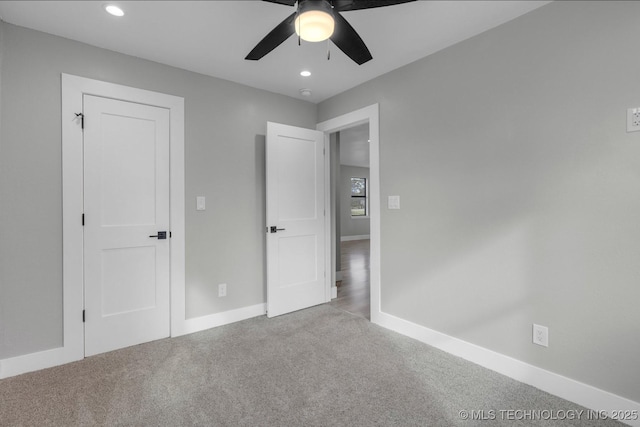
331,286,338,299
0,303,266,380
341,235,370,242
175,303,266,336
0,346,80,379
375,312,640,427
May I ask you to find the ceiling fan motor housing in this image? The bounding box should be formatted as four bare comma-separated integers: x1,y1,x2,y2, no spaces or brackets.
298,0,334,15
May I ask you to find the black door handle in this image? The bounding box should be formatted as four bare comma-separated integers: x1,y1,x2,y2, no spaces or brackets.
149,231,167,239
270,226,286,233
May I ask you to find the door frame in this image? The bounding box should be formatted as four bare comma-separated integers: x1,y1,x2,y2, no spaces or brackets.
317,104,380,323
61,74,185,362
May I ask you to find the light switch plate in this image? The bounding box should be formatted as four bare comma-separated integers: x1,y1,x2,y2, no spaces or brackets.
388,195,400,210
196,196,206,211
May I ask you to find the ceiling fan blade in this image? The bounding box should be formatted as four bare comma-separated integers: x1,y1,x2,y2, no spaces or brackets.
333,0,416,12
245,12,297,61
330,12,372,65
263,0,297,6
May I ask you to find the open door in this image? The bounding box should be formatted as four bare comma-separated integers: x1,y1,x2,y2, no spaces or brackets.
266,122,326,317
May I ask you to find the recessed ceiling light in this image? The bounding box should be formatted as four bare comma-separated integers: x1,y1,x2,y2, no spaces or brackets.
104,4,124,17
300,70,312,77
299,89,312,97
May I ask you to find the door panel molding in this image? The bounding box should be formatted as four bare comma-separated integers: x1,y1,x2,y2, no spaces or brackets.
61,74,185,363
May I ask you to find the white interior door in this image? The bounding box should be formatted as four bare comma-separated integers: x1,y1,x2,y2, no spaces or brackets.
83,95,170,356
266,122,326,318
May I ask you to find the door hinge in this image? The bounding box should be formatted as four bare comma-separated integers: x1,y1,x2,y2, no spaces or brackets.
170,231,172,238
82,310,85,323
75,113,84,130
82,213,85,226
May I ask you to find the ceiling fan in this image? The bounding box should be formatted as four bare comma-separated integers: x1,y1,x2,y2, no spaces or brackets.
245,0,417,65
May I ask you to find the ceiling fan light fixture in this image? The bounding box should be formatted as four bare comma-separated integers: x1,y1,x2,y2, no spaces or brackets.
295,1,335,42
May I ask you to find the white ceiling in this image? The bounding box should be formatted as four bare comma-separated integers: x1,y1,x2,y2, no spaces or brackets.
0,1,550,103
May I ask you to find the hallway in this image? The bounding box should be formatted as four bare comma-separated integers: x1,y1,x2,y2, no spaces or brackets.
329,239,370,320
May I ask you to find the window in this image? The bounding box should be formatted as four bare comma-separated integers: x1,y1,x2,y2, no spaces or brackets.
350,177,367,217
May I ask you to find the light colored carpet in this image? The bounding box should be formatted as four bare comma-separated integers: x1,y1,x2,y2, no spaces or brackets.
0,305,620,426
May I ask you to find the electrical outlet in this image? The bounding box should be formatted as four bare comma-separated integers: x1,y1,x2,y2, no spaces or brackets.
627,108,640,132
532,324,549,347
218,283,227,298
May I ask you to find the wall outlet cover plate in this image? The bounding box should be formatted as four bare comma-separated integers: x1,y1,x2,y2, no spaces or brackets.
533,323,549,347
627,107,640,132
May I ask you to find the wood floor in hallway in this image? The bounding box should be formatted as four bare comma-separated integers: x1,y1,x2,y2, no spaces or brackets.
329,239,370,320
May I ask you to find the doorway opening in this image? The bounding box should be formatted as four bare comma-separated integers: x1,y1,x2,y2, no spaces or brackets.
328,124,371,319
316,104,382,323
316,104,381,323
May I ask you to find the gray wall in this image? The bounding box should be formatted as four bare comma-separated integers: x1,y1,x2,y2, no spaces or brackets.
340,165,370,238
0,22,317,359
319,1,640,402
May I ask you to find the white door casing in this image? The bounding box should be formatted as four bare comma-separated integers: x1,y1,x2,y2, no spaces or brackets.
7,74,301,377
266,122,327,317
58,74,185,370
83,95,171,356
317,104,380,322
